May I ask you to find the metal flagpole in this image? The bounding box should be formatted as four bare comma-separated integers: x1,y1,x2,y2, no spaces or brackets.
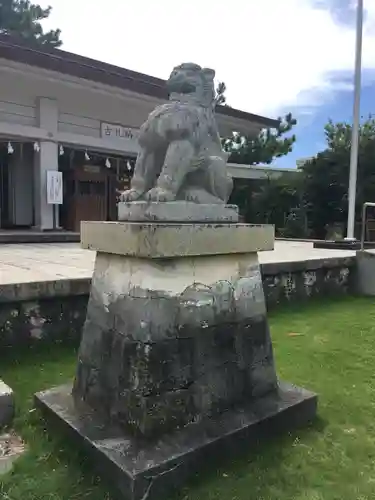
346,0,364,240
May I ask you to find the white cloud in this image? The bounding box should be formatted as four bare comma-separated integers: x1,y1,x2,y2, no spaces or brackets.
40,0,375,117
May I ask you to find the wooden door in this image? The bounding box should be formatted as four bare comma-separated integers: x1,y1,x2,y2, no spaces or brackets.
75,177,107,229
64,166,109,232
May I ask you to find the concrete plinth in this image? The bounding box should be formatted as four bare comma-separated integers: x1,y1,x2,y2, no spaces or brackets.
36,220,317,500
80,221,274,258
36,382,317,500
356,250,375,295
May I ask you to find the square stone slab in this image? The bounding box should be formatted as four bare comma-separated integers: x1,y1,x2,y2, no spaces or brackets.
35,382,317,500
81,222,274,258
118,201,239,223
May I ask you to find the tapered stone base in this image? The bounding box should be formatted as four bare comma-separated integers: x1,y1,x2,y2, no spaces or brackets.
73,235,278,439
36,221,318,499
35,382,317,500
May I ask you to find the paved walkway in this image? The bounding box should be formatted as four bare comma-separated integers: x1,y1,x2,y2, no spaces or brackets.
0,241,356,286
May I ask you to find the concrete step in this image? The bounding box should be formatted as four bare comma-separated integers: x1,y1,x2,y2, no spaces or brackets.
314,240,375,250
0,231,80,244
356,250,375,296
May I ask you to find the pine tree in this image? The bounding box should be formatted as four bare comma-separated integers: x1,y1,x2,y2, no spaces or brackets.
214,81,227,106
0,0,62,47
224,113,297,165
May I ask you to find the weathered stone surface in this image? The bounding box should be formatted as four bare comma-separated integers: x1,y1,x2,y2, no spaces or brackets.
192,361,246,415
119,63,233,206
81,221,274,258
74,317,278,437
118,201,239,222
36,382,318,500
115,387,195,438
37,218,319,498
262,258,353,307
234,316,277,397
0,295,87,348
73,247,279,438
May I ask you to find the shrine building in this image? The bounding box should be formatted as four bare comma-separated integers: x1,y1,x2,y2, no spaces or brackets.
0,34,280,232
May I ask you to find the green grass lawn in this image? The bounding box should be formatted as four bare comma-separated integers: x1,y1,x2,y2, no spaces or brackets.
2,297,375,500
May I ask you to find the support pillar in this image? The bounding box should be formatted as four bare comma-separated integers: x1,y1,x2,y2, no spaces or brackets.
34,98,59,230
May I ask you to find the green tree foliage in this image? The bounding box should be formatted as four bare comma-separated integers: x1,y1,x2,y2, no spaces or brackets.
252,173,303,227
214,80,297,165
229,172,304,235
225,112,297,228
0,0,62,47
217,87,297,227
224,113,297,165
231,115,375,239
301,116,375,238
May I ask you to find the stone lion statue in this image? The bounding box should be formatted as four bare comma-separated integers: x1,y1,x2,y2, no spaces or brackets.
119,62,233,204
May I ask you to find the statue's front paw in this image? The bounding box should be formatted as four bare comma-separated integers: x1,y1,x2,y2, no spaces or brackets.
118,188,143,202
145,187,176,202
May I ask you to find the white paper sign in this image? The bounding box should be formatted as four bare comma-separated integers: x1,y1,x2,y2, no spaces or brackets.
47,171,63,205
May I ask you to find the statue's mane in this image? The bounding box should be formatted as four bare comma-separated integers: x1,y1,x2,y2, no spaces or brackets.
168,63,216,108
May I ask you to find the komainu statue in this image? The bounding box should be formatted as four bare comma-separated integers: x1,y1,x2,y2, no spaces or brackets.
120,62,233,204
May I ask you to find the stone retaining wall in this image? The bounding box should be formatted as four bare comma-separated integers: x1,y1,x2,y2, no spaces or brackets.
0,256,356,349
262,257,355,308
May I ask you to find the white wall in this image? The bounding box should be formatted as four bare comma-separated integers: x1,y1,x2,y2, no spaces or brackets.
0,62,158,131
0,71,37,128
0,100,36,127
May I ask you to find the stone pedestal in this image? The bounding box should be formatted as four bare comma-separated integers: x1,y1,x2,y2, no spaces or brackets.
35,221,317,500
76,222,276,438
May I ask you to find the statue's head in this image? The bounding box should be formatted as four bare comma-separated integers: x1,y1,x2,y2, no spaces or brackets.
167,63,216,106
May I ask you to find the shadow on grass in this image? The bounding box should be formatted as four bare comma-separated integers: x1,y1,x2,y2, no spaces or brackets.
170,419,324,500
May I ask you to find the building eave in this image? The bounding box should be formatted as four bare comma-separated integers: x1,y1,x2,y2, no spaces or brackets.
228,163,298,180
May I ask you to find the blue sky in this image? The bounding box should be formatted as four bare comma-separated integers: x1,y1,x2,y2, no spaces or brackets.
40,0,375,169
277,1,375,167
278,72,375,167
